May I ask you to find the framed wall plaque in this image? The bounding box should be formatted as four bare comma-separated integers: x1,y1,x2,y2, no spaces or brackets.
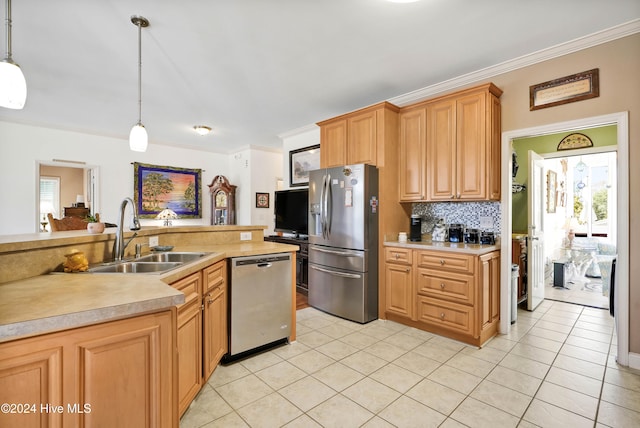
530,69,599,111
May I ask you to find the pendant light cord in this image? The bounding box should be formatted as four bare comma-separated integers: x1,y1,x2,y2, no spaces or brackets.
4,0,13,61
136,19,142,125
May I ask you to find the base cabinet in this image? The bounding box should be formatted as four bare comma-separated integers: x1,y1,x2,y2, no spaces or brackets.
385,247,500,347
171,260,227,417
0,310,177,428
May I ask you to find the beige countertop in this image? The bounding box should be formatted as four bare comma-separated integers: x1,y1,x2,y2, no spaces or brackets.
384,239,500,255
0,241,298,343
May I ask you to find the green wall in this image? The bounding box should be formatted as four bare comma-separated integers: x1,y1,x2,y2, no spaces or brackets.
512,125,617,233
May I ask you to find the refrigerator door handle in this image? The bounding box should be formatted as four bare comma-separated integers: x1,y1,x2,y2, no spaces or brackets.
310,246,363,258
321,174,328,238
310,264,362,279
326,173,332,238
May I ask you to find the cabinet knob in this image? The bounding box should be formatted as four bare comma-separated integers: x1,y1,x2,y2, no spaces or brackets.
457,193,461,199
394,253,399,259
440,259,445,265
440,283,445,289
207,299,214,304
405,268,410,272
440,313,445,320
451,194,455,199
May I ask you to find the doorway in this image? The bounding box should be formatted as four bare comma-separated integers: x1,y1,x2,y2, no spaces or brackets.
500,112,630,367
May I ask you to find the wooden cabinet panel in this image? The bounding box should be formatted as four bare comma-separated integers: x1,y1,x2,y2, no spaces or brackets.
479,251,501,334
172,271,201,307
385,247,412,265
417,296,474,336
456,91,487,200
416,251,474,274
399,107,426,201
489,94,502,200
348,110,377,165
426,99,457,200
320,119,347,168
0,343,63,428
416,268,473,305
176,300,202,416
384,248,414,320
203,261,227,380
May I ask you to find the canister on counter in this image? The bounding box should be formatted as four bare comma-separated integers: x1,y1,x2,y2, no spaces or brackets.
410,215,422,241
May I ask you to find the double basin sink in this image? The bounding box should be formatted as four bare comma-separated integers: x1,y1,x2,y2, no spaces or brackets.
88,252,209,274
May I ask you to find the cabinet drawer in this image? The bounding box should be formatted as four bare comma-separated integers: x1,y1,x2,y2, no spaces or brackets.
416,268,473,305
417,251,474,274
417,296,474,336
385,247,413,265
171,272,202,307
204,261,226,293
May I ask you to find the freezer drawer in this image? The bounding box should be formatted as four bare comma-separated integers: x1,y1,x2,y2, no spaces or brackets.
308,263,377,323
309,244,368,272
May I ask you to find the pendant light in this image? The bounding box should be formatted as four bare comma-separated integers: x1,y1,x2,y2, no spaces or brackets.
0,0,27,109
129,15,149,152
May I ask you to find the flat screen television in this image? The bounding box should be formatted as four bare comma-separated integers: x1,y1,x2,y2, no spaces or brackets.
274,189,308,237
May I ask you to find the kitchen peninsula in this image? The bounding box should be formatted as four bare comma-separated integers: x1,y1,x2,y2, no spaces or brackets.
0,225,298,427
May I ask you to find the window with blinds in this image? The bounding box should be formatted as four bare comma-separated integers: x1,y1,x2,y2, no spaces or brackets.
40,176,60,221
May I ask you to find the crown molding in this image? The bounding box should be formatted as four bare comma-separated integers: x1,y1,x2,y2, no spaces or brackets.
389,19,640,106
278,123,318,139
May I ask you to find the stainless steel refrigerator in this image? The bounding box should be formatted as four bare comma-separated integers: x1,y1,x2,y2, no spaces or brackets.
308,164,378,323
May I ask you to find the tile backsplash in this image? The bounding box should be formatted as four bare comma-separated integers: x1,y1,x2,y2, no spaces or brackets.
412,202,501,235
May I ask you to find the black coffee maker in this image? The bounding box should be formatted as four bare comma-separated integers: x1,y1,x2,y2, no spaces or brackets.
448,224,464,243
410,215,422,241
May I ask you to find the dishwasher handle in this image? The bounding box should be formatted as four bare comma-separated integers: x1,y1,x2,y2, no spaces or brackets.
257,262,272,268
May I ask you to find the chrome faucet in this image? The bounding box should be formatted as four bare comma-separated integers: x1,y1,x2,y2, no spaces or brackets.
113,197,141,261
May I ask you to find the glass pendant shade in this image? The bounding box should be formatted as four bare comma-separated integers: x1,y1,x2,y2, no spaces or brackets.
129,122,148,152
0,60,26,109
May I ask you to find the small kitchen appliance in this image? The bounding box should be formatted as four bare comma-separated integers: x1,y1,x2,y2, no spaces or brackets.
448,224,464,243
480,231,496,245
410,215,422,242
432,219,447,242
464,228,481,244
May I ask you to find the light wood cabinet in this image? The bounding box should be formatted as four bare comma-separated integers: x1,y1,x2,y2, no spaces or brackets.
384,247,415,320
172,272,203,416
203,261,227,380
398,83,502,202
318,102,399,168
384,246,500,347
398,106,427,201
426,84,502,201
171,260,227,417
0,310,177,428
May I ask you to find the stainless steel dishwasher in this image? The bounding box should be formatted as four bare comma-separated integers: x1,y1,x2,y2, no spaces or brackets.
225,253,292,361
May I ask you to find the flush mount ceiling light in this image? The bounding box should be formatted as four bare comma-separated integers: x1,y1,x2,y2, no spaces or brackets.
193,125,212,136
0,0,27,109
129,15,149,152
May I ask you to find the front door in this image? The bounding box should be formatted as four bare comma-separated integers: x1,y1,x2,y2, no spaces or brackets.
527,150,545,311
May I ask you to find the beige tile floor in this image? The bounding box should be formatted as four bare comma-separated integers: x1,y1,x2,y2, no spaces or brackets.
180,301,639,427
545,275,609,310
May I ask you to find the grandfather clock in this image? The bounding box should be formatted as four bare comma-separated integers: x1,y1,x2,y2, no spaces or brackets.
208,175,237,225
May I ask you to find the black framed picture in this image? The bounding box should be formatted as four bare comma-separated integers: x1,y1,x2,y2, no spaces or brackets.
289,144,320,187
256,192,269,208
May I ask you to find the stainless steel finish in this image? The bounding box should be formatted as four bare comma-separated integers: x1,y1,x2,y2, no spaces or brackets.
137,251,207,263
131,15,149,129
113,197,141,261
89,261,181,274
228,253,292,357
308,164,378,323
134,242,149,258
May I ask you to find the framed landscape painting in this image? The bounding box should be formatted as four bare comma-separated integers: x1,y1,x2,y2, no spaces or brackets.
134,162,202,218
290,144,320,187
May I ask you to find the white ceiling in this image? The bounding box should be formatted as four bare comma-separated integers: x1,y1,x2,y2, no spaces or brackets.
1,0,639,153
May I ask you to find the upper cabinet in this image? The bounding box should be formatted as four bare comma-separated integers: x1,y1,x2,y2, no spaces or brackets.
399,83,502,202
318,102,399,168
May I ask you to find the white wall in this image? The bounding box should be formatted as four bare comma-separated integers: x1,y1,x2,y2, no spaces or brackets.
0,121,230,235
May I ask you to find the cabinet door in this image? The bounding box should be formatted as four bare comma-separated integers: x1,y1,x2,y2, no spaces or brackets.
456,91,487,200
69,311,176,428
347,110,377,165
177,300,202,416
479,252,500,332
320,119,347,168
488,93,502,200
0,340,63,428
385,262,414,320
203,261,227,380
426,99,456,200
399,107,426,201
